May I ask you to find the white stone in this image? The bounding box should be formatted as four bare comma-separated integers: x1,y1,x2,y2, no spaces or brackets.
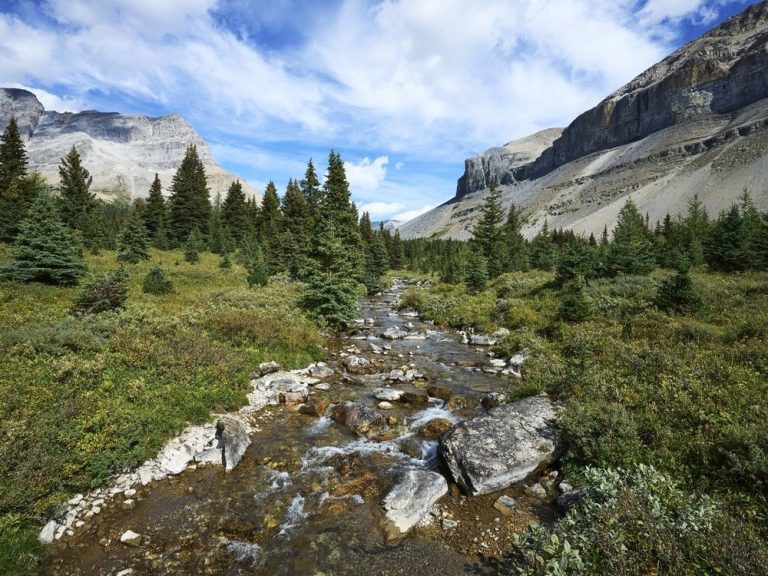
120,530,143,547
39,520,58,544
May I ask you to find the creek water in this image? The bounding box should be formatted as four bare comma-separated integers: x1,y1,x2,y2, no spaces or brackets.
42,281,556,575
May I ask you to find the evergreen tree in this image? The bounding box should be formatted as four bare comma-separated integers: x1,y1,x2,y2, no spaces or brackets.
208,193,227,254
58,146,97,242
0,172,46,241
529,221,557,271
682,194,709,267
258,181,284,275
0,194,85,285
142,265,173,294
222,180,249,242
219,251,232,269
0,116,28,195
184,226,204,264
389,229,405,269
321,151,364,275
465,248,489,294
559,279,594,322
245,244,269,287
300,158,323,214
282,178,312,279
301,220,359,328
608,198,656,275
739,190,764,269
116,202,150,264
555,240,597,286
471,182,506,278
654,259,701,314
142,173,167,246
706,205,745,272
168,144,210,243
503,202,529,271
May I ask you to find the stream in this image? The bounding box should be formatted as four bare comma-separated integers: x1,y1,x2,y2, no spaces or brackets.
42,280,558,575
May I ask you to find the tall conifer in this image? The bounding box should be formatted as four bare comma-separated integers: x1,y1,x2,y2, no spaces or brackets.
168,144,210,243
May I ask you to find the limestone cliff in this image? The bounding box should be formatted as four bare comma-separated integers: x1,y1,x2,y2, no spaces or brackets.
401,1,768,240
0,88,259,202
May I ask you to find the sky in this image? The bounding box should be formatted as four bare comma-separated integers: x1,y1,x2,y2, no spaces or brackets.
0,0,758,222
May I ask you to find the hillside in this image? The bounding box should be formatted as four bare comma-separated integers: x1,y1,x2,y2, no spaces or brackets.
401,1,768,239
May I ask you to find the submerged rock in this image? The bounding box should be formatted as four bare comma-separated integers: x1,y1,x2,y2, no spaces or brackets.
439,394,560,496
383,470,448,537
216,416,251,472
343,355,372,374
120,530,142,547
373,388,403,402
299,396,329,417
331,402,388,437
418,418,455,439
381,326,408,340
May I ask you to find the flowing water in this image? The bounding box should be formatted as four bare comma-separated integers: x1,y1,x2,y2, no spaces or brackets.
42,281,557,575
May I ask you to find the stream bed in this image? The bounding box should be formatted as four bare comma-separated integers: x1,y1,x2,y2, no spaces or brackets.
42,280,559,575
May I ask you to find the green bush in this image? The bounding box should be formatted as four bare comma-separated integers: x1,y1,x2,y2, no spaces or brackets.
654,267,701,314
72,269,129,315
558,281,593,323
0,514,42,576
142,265,173,295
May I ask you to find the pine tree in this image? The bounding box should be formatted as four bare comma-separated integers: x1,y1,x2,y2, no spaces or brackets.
321,151,364,276
558,279,594,322
654,259,701,314
282,178,312,279
471,182,506,278
245,244,269,287
682,194,709,266
0,171,46,241
530,221,557,271
222,180,249,242
0,194,85,285
258,181,284,275
706,205,745,272
116,202,150,263
184,226,204,264
142,173,167,246
207,193,227,254
739,190,764,269
503,202,529,271
608,198,656,275
300,159,323,214
465,248,489,294
58,146,97,240
142,265,173,295
168,144,210,243
0,116,28,195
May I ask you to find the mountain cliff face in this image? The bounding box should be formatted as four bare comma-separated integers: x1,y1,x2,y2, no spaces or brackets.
401,1,768,240
0,88,259,201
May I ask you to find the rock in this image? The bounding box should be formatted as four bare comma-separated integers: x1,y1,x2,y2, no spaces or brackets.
314,382,331,391
158,444,193,476
308,362,335,379
557,489,586,512
342,355,372,374
368,342,383,354
39,520,57,544
121,499,136,510
383,470,448,537
120,530,143,547
439,394,560,496
331,402,388,437
299,396,329,417
364,317,376,326
418,418,455,439
138,465,153,486
382,326,408,340
490,358,507,368
280,390,308,404
559,481,574,494
404,369,424,380
482,392,507,411
124,488,137,498
442,518,458,530
399,390,429,405
194,447,222,464
526,482,547,499
493,495,518,516
493,328,510,339
67,494,84,506
258,361,281,376
387,369,406,381
377,401,394,410
469,334,498,346
427,385,453,401
373,388,403,402
216,416,251,472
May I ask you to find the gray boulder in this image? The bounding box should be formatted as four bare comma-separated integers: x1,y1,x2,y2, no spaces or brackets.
331,402,387,437
257,361,280,376
342,355,372,374
383,470,448,537
382,326,408,340
216,416,251,472
373,388,403,402
439,394,560,496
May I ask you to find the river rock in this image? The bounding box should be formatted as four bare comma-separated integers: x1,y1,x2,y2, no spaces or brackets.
158,443,193,475
426,385,453,401
377,401,394,410
39,520,57,544
383,470,448,537
557,489,586,512
308,362,335,379
217,416,251,472
382,326,408,340
493,494,518,516
482,392,507,410
399,390,429,405
343,355,372,374
331,402,388,437
120,530,142,547
373,388,403,401
368,342,383,354
439,394,560,496
418,418,455,439
299,396,329,417
469,334,498,346
258,361,281,377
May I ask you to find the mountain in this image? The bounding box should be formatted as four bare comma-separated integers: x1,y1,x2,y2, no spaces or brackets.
0,88,259,201
401,1,768,240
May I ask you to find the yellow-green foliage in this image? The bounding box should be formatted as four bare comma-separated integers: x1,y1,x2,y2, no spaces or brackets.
0,249,324,540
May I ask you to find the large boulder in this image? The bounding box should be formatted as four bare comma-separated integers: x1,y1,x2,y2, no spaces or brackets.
342,355,372,374
439,395,560,496
216,416,251,472
331,402,387,437
383,470,448,537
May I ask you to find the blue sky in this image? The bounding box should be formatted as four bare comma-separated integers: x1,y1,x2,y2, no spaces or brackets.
0,0,757,221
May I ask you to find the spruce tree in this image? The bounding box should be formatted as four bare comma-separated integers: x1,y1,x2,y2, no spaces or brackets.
168,144,210,243
654,259,701,314
0,172,46,241
706,205,745,272
503,202,529,271
116,203,150,264
142,265,173,294
245,244,269,287
465,248,489,294
529,221,557,271
682,194,708,266
471,182,506,278
222,180,249,242
142,173,167,246
558,279,594,323
258,181,284,275
208,193,226,254
184,226,204,264
0,194,85,285
58,146,96,238
282,178,312,279
0,116,28,195
321,151,364,277
608,198,656,275
300,158,323,214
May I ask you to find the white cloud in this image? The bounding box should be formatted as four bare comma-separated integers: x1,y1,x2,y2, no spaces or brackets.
358,201,406,218
392,204,437,223
8,83,81,112
345,155,389,194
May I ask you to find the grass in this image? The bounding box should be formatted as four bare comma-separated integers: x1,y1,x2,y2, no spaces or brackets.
0,247,325,575
396,267,768,573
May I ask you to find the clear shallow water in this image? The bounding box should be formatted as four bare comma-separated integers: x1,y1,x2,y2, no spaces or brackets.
42,283,540,576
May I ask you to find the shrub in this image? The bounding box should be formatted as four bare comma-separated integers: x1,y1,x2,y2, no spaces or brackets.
142,265,173,295
72,269,129,315
558,280,593,323
654,267,701,314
